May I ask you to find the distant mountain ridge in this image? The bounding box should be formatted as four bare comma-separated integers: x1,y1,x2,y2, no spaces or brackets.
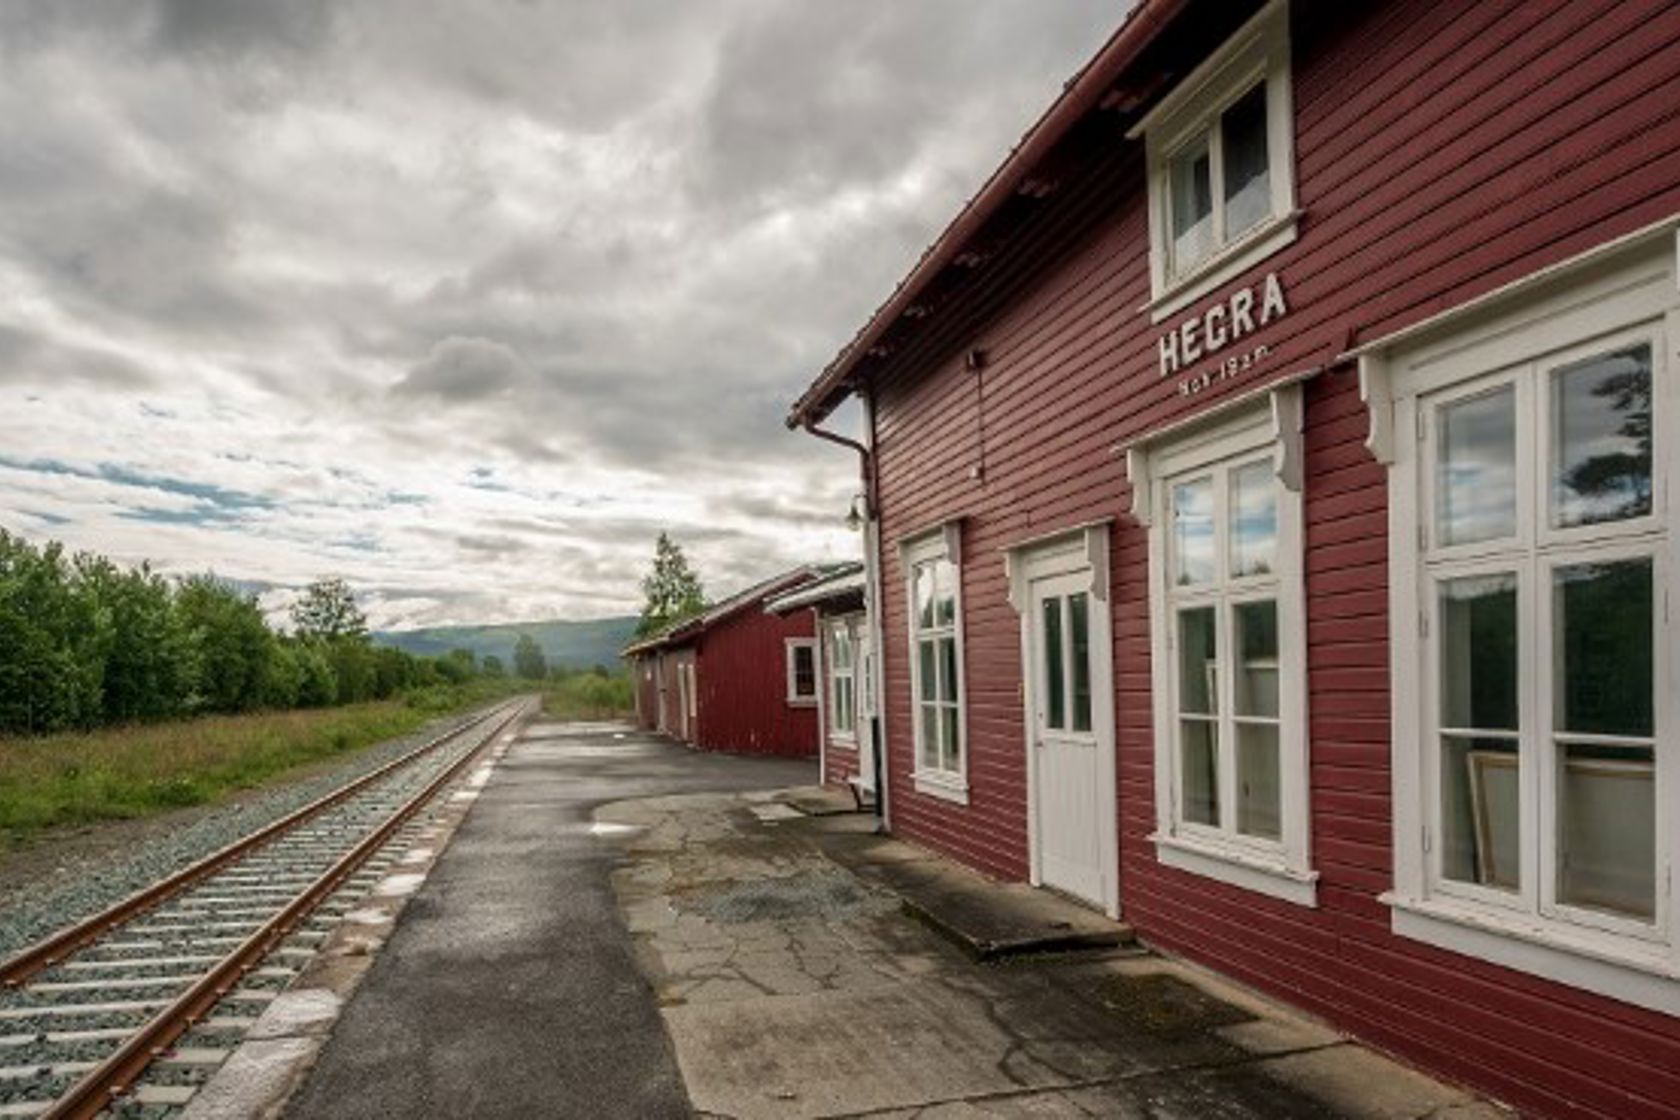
374,616,637,671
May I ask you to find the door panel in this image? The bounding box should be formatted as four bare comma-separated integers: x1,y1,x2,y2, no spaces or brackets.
1030,572,1105,905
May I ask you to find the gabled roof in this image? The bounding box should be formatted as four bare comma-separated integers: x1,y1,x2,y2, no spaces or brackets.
620,564,836,657
764,561,865,615
786,0,1203,428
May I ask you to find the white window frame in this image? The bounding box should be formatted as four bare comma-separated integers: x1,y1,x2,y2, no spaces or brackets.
1133,0,1297,323
903,523,969,803
825,615,860,745
784,638,818,706
1370,231,1680,1015
1136,389,1316,905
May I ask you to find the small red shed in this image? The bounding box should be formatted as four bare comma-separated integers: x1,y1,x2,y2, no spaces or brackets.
788,2,1680,1117
766,562,878,794
624,568,824,759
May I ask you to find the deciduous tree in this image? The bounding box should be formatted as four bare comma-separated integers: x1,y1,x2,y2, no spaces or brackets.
635,533,705,638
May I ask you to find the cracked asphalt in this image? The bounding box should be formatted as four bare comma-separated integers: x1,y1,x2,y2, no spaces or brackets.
597,770,1506,1119
282,721,1504,1120
280,720,812,1120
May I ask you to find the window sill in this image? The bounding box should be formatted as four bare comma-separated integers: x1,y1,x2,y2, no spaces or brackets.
1383,893,1680,1017
912,770,970,805
1146,212,1301,324
1151,832,1318,907
785,697,818,708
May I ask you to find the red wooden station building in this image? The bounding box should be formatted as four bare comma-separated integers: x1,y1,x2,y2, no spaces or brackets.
786,1,1680,1116
625,567,824,759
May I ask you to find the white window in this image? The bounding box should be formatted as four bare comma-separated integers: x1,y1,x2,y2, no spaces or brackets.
785,639,817,705
1138,393,1315,905
1134,0,1296,320
826,617,859,741
1377,236,1680,1012
904,526,967,801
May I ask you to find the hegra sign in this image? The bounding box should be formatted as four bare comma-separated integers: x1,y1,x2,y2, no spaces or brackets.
1158,272,1289,395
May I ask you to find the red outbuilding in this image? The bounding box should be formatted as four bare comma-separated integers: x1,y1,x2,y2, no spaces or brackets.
766,561,880,796
625,568,824,759
789,2,1680,1116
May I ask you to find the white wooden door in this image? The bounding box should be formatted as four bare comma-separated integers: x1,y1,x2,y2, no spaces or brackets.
1029,571,1105,905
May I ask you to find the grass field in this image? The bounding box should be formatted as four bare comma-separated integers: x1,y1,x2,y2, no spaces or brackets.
0,681,524,847
541,672,635,721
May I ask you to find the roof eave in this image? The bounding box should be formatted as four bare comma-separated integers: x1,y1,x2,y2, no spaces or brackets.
785,0,1192,429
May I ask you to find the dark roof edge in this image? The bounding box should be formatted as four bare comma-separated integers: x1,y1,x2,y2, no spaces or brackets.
784,0,1190,428
620,565,825,657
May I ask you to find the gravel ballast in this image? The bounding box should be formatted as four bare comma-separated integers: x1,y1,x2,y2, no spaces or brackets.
0,703,504,961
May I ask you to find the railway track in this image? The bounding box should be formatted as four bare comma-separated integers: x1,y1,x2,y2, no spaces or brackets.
0,697,533,1119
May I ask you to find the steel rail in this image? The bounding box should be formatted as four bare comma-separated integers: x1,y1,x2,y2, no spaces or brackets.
1,698,522,987
39,696,534,1120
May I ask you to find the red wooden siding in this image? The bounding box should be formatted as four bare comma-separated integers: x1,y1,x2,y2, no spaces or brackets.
863,2,1680,1117
692,607,819,759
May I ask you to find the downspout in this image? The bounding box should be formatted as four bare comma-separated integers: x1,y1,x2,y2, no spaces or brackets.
800,403,890,831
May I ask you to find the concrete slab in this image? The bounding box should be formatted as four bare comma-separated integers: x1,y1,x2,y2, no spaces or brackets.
809,821,1133,959
177,1038,318,1120
598,786,1508,1120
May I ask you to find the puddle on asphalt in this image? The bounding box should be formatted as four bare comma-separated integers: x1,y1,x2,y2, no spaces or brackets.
589,821,644,837
1089,972,1256,1036
680,870,896,924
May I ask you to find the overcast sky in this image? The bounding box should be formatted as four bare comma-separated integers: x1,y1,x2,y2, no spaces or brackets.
0,0,1119,630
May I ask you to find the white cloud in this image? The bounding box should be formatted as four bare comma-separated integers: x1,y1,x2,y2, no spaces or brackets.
0,0,1119,628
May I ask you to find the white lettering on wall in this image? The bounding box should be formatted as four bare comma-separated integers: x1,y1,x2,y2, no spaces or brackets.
1157,272,1289,378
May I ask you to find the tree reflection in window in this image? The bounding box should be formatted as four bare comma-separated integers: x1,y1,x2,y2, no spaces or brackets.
1554,346,1652,528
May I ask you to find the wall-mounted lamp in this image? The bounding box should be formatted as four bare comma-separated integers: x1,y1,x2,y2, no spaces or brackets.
965,348,988,372
844,492,869,532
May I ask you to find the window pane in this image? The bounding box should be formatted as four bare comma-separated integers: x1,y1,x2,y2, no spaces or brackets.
1172,477,1215,586
934,559,957,627
1439,574,1518,732
1551,345,1652,529
1181,719,1220,826
915,564,936,631
1233,600,1279,718
1437,386,1517,546
1043,596,1065,731
1230,460,1277,577
1177,607,1218,715
1554,559,1653,738
1441,736,1520,891
942,705,961,771
1236,722,1281,840
795,647,816,697
1558,744,1655,920
918,639,937,705
1222,82,1271,238
919,704,940,769
1170,133,1214,271
1070,592,1092,733
832,663,854,733
940,636,959,707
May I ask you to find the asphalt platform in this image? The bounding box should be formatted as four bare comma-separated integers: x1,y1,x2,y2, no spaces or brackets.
279,719,812,1120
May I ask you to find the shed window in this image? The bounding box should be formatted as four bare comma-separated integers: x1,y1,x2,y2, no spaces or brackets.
785,639,817,705
826,617,858,740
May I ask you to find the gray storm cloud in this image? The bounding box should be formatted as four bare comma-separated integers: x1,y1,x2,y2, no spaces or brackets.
0,0,1121,628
